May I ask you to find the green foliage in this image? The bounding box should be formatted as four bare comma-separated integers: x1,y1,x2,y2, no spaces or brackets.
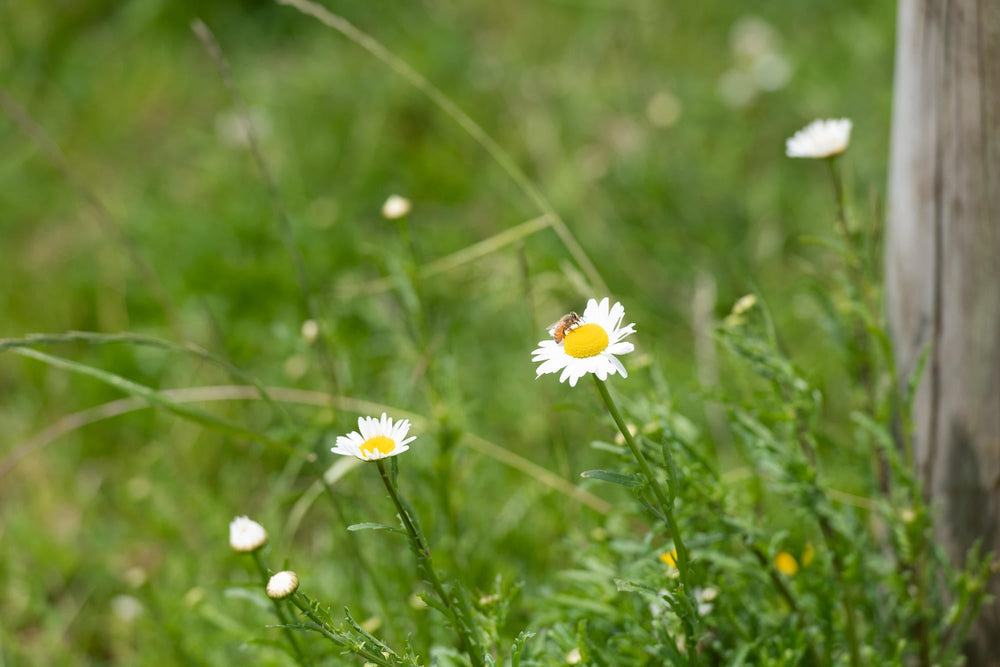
1,0,990,665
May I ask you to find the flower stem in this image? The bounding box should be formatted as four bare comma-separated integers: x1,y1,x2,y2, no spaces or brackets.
826,156,850,244
251,551,309,666
374,460,484,667
287,595,391,666
592,376,698,664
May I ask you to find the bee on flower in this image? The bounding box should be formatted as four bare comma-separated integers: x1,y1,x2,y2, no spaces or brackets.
532,297,636,387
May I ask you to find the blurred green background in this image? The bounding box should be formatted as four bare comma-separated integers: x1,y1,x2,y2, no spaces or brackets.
1,0,894,663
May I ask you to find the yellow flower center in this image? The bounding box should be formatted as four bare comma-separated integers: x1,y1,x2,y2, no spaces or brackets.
360,435,396,457
562,323,609,358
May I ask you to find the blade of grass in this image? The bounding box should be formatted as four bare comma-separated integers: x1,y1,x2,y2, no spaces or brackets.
336,213,554,299
274,0,608,297
190,19,342,395
0,331,288,423
4,384,610,514
8,348,302,459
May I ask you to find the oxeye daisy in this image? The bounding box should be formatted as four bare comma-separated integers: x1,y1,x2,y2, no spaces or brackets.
532,297,636,387
785,118,852,159
332,413,416,461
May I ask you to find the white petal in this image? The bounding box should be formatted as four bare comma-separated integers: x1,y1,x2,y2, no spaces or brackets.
537,357,569,375
609,355,628,378
608,301,625,328
608,341,634,355
597,297,610,322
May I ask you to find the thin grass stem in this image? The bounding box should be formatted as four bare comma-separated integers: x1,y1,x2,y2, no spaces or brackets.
191,19,341,394
274,0,608,297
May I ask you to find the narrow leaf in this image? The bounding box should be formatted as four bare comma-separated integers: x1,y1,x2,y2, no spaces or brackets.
347,522,404,534
580,469,643,487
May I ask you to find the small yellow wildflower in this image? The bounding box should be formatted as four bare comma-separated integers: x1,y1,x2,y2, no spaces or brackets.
774,551,799,576
801,542,815,567
659,549,678,567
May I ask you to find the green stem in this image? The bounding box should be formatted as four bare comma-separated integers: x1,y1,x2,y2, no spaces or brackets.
826,157,850,245
374,460,484,667
251,551,309,666
815,517,861,667
287,596,391,666
592,376,698,664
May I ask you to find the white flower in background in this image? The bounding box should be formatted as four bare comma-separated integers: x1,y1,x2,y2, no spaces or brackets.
266,571,299,599
695,587,718,616
301,319,320,343
532,298,636,387
785,118,852,159
718,16,791,108
646,90,683,128
111,594,144,623
381,194,412,219
229,516,268,553
332,413,416,461
717,69,758,109
752,52,792,91
730,16,779,60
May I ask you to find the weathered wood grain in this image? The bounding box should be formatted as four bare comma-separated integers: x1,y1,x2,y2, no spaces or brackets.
887,1,1000,663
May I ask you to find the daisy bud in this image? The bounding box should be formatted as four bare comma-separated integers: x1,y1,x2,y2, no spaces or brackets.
266,571,299,599
381,194,412,219
229,516,268,553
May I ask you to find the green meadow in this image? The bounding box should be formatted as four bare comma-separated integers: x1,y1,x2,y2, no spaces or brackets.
5,2,985,665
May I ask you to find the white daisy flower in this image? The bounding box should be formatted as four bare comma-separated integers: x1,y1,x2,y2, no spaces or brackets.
266,571,299,599
332,413,416,461
532,297,636,387
785,118,852,158
229,516,268,553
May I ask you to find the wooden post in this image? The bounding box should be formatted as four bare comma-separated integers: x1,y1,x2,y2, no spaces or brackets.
886,1,1000,662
